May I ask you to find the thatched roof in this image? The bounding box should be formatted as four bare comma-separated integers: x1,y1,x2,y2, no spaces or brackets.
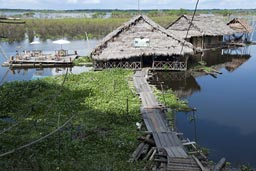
227,18,253,33
91,15,194,61
166,15,236,39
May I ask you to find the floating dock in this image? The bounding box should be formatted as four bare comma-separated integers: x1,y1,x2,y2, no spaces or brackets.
7,58,75,68
1,49,78,68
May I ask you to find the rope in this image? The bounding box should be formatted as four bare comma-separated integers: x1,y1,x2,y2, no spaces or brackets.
0,44,8,60
180,0,200,55
0,69,9,86
0,123,19,135
0,115,75,158
0,69,69,134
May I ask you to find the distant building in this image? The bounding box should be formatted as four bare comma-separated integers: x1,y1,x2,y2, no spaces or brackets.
166,15,236,50
91,15,194,71
227,18,253,42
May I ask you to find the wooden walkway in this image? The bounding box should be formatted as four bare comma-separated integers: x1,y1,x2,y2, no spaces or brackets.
133,70,204,171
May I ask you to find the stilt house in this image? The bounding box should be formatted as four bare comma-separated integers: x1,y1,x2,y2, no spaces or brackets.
227,18,253,42
166,15,236,50
91,15,194,71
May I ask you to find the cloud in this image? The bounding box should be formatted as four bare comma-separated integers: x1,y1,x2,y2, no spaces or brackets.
67,0,78,4
82,0,100,4
66,0,100,4
198,0,256,9
0,0,254,10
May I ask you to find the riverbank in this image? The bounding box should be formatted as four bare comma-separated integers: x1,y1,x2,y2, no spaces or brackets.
0,69,143,170
0,68,190,170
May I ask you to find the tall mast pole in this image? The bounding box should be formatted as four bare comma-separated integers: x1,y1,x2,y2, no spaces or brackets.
138,0,140,14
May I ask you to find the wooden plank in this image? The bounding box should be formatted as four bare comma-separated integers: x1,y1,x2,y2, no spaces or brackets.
129,142,145,162
133,71,206,170
152,132,163,148
192,155,208,171
167,166,201,171
168,157,198,165
175,146,188,158
213,157,226,171
165,148,177,158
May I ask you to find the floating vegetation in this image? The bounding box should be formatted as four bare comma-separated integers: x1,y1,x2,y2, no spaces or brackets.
73,56,93,66
0,69,145,170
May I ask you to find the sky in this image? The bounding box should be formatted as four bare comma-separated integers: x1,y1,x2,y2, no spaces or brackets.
0,0,255,10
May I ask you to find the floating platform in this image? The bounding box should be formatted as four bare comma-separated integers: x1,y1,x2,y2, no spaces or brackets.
2,55,77,68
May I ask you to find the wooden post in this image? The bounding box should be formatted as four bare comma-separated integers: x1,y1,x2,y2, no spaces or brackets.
129,142,145,162
191,108,198,143
126,96,129,116
185,55,189,70
202,34,204,50
143,147,154,160
140,56,143,68
214,157,226,171
113,80,116,91
160,83,166,106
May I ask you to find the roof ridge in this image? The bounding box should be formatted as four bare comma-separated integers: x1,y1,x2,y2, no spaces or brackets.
91,15,194,58
183,15,204,34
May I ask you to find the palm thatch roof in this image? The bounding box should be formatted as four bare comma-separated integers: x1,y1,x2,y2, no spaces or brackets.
91,15,194,61
227,18,253,33
166,15,236,39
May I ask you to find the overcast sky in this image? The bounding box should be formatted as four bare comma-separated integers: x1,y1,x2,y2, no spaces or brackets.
0,0,255,10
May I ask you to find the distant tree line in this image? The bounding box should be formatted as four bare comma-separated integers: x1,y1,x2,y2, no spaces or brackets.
0,16,177,42
25,18,128,41
0,8,254,43
0,23,26,42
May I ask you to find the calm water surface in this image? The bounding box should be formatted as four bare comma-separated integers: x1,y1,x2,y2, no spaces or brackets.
1,38,256,167
153,45,256,167
0,39,98,84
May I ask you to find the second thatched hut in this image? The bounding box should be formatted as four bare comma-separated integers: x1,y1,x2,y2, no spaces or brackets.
227,18,253,43
91,15,194,71
166,15,236,50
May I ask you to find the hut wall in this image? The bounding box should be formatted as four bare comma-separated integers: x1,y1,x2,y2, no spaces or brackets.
191,37,203,49
190,36,224,49
203,36,223,49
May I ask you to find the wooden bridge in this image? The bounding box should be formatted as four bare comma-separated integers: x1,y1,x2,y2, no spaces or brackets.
133,70,209,171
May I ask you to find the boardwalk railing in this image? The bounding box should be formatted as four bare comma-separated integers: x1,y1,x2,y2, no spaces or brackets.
94,61,141,70
152,61,187,71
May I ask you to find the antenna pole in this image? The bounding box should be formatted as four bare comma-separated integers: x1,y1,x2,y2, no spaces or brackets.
138,0,140,14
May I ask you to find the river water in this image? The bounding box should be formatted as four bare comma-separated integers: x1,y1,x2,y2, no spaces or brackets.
152,45,256,168
0,39,99,85
1,38,256,167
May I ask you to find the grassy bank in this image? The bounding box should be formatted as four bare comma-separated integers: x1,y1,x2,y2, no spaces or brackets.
25,17,128,41
0,69,143,170
0,9,253,42
24,16,177,41
0,68,190,170
0,16,178,42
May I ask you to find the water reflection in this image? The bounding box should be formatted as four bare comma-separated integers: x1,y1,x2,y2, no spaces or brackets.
173,46,256,167
191,46,251,73
151,47,252,99
156,46,256,167
0,66,92,85
0,39,98,84
149,71,201,98
176,111,256,167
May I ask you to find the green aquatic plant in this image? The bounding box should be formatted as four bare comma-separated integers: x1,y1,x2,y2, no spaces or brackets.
73,56,93,66
0,69,144,170
153,87,190,111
